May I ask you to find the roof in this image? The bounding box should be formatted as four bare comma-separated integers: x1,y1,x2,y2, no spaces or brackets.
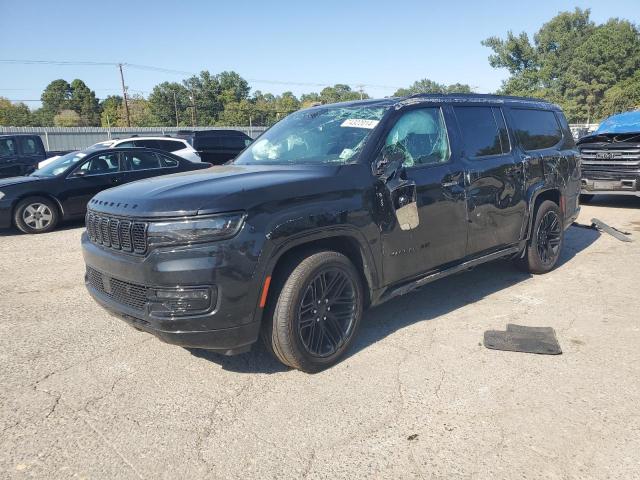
595,110,640,134
306,93,560,111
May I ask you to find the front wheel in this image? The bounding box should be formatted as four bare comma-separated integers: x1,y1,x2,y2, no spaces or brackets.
263,251,364,372
14,197,60,234
516,200,564,274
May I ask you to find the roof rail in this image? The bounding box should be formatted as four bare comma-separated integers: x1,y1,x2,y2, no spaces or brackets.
406,92,553,104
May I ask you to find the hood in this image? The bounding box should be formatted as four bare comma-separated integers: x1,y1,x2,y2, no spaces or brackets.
595,111,640,135
0,176,42,189
89,164,342,217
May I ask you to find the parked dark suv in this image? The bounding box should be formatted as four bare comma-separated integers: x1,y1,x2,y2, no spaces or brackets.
82,94,580,372
175,129,252,165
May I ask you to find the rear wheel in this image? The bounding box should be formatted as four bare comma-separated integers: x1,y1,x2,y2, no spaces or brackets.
516,200,563,274
14,197,59,234
263,251,364,372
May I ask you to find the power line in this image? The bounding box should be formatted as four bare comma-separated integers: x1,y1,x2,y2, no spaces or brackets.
0,59,402,91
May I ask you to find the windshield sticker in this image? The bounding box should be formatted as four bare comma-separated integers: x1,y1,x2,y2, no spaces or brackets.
341,119,379,129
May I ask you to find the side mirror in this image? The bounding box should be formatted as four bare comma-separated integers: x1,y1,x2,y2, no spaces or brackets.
373,145,406,181
71,170,87,178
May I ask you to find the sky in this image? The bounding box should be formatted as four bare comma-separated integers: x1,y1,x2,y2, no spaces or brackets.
1,0,639,107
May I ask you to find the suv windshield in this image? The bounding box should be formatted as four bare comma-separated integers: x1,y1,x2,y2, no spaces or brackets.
31,151,88,177
235,104,389,165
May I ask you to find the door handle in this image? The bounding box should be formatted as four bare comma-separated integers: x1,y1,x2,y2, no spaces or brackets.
441,181,459,188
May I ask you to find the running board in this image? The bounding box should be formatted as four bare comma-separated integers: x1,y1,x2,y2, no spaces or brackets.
380,246,521,302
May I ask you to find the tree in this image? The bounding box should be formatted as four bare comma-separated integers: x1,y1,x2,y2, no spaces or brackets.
0,98,32,126
40,79,72,125
53,109,81,127
600,71,640,118
69,79,100,126
119,95,157,127
148,82,191,126
393,79,472,96
100,95,123,127
482,8,640,121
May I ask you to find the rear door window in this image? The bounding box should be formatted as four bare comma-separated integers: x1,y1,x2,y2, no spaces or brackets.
193,136,220,150
220,136,247,150
0,138,16,157
18,137,42,155
510,109,563,151
454,106,510,158
128,151,162,170
156,153,180,167
155,140,186,152
134,139,160,149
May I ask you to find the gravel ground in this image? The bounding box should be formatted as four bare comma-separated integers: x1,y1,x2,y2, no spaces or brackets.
1,196,639,479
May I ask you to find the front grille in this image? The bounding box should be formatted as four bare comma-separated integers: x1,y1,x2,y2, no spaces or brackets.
86,211,148,255
86,266,149,311
580,148,640,174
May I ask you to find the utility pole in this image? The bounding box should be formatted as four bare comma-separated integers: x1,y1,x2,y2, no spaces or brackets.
356,84,364,100
189,93,196,127
173,91,179,127
118,63,131,127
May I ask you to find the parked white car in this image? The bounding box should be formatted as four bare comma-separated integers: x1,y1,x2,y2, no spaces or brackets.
38,136,201,169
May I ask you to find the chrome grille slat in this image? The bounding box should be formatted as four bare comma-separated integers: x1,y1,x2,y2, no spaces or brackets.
86,211,147,255
580,148,640,172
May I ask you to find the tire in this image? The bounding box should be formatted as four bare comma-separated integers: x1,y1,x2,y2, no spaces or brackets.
516,200,564,274
263,251,364,372
14,196,60,234
580,194,595,204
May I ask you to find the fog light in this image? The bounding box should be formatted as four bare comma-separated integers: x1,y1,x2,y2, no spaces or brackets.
150,287,216,317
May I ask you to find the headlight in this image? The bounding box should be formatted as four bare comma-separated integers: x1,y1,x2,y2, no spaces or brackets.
146,212,245,247
0,191,4,200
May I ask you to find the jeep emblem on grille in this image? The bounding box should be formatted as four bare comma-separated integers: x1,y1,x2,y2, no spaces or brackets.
595,151,618,160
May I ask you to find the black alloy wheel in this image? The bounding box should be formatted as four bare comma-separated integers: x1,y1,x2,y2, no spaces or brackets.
297,268,357,358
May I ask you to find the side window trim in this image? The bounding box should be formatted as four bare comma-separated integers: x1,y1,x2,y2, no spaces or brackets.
492,107,512,155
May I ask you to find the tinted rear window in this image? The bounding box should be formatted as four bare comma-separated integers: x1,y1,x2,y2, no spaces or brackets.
511,109,563,151
454,106,509,157
155,140,185,152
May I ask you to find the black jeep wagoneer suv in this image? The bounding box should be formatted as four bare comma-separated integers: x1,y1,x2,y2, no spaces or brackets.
82,94,580,372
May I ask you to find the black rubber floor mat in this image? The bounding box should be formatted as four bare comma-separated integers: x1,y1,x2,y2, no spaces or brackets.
484,324,562,355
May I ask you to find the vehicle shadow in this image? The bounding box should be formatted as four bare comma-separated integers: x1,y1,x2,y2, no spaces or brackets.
584,195,640,209
188,224,600,374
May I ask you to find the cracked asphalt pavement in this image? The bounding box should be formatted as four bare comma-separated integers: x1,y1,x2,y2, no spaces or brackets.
1,197,639,479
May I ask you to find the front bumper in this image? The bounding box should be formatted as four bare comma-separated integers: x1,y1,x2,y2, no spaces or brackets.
581,172,640,196
82,232,264,354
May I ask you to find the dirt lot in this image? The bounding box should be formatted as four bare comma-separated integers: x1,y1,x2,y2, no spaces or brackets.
1,197,639,479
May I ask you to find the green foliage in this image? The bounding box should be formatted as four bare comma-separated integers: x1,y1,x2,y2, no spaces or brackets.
483,8,640,122
394,79,472,96
39,79,101,126
53,109,81,127
0,98,32,126
600,70,640,117
148,82,191,126
120,95,157,127
100,95,122,127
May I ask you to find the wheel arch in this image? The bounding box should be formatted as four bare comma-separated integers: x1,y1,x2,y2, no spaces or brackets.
256,229,379,327
12,193,64,219
525,186,561,240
